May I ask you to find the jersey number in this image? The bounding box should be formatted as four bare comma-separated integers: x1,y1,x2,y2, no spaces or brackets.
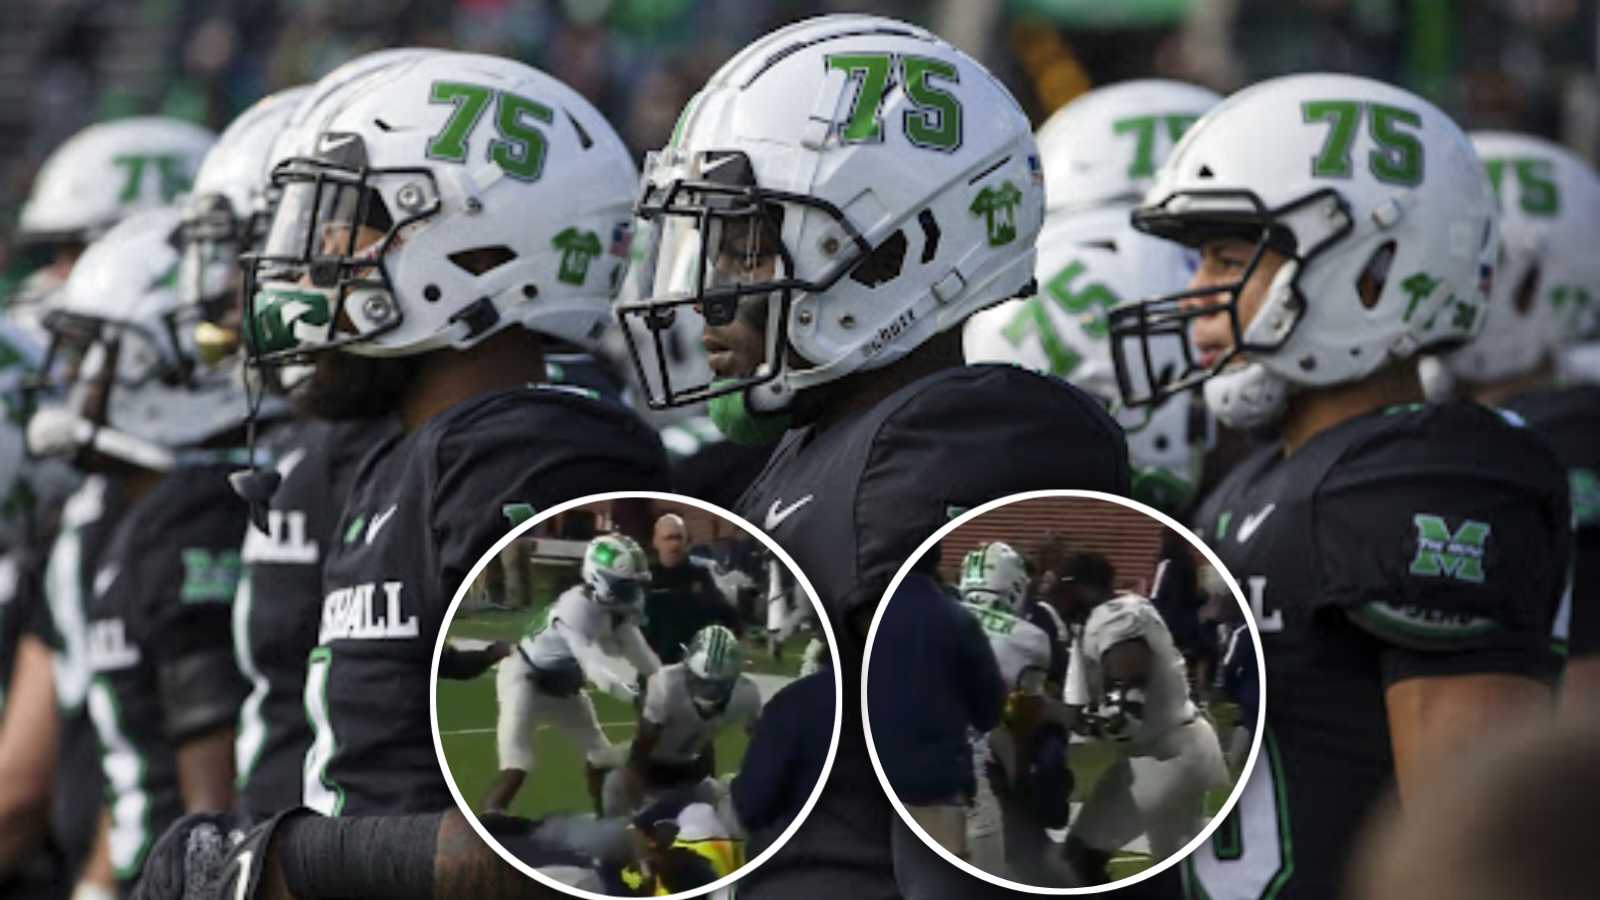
1301,100,1423,186
426,81,553,182
1187,729,1293,900
302,647,345,815
825,53,962,151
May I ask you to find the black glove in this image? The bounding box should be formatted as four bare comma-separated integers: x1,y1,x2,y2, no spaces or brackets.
130,812,248,900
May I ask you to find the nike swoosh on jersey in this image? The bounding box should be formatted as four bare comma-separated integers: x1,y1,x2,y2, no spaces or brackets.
764,495,813,531
1236,503,1277,543
94,564,120,597
365,504,399,545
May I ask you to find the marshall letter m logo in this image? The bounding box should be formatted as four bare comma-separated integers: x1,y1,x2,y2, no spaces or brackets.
1408,514,1490,583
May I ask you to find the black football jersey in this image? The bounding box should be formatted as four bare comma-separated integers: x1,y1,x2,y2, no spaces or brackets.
310,386,668,816
32,477,128,884
1499,384,1600,657
1183,402,1568,900
234,417,397,819
733,364,1130,900
83,461,251,888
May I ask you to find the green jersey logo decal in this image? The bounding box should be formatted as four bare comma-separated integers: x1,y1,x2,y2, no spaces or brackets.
970,180,1023,246
180,549,242,602
1400,272,1440,322
1408,514,1490,583
552,227,601,285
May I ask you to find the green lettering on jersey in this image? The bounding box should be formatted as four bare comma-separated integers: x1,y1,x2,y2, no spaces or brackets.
1407,514,1490,583
180,548,242,602
502,503,537,527
1570,469,1600,527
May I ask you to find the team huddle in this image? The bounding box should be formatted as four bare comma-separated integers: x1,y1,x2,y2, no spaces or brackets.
0,6,1591,900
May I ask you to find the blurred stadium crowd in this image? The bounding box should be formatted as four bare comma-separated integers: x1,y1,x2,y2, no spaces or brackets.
1,0,1594,288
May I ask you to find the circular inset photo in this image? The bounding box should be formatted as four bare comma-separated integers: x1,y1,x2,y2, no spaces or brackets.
862,489,1264,894
430,491,841,898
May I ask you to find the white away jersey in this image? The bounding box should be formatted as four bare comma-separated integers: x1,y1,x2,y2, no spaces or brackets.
962,600,1052,693
1066,593,1194,749
523,585,643,669
641,664,761,766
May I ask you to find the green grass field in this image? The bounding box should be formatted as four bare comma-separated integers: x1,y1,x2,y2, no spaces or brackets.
439,602,1241,880
439,604,805,818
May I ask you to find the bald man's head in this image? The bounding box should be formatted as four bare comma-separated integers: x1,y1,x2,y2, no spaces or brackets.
654,513,687,568
1348,724,1600,900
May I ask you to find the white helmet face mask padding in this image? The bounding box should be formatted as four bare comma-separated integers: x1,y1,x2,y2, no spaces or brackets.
1106,73,1499,430
615,14,1045,413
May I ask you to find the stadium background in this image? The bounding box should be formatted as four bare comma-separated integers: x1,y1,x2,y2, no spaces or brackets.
1,0,1595,297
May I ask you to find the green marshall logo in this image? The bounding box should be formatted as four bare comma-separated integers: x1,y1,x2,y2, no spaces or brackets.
180,548,242,603
249,287,331,355
552,227,602,285
1408,514,1490,583
1400,272,1440,322
969,180,1023,246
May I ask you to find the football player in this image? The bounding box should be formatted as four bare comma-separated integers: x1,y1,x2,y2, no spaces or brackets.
183,51,670,900
0,116,213,900
193,57,429,825
603,624,761,817
1439,132,1600,723
1107,74,1570,898
956,541,1078,886
1057,552,1227,883
614,15,1130,899
484,533,660,816
27,206,256,894
965,81,1220,517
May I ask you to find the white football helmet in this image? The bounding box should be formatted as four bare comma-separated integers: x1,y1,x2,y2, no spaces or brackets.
0,323,82,546
245,51,636,363
683,624,743,715
965,204,1209,511
616,14,1044,413
19,117,216,245
27,207,251,471
1445,132,1600,384
1108,73,1498,429
177,87,311,320
1034,79,1220,214
959,541,1028,612
581,533,651,609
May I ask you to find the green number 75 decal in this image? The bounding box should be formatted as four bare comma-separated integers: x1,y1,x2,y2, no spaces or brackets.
825,53,963,152
426,81,553,182
1301,100,1424,187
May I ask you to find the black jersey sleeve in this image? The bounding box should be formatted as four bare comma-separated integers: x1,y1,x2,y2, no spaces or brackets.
851,366,1130,614
123,470,252,742
1313,404,1569,681
428,390,670,618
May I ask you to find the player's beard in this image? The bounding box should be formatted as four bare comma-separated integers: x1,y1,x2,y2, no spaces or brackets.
291,350,421,421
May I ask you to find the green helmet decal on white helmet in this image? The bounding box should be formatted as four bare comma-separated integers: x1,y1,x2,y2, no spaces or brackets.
582,533,650,608
615,14,1044,414
684,623,743,715
1107,73,1498,430
959,541,1028,612
1446,132,1600,384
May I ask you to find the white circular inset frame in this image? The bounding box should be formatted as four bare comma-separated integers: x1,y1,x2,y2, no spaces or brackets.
860,489,1267,895
429,490,844,899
